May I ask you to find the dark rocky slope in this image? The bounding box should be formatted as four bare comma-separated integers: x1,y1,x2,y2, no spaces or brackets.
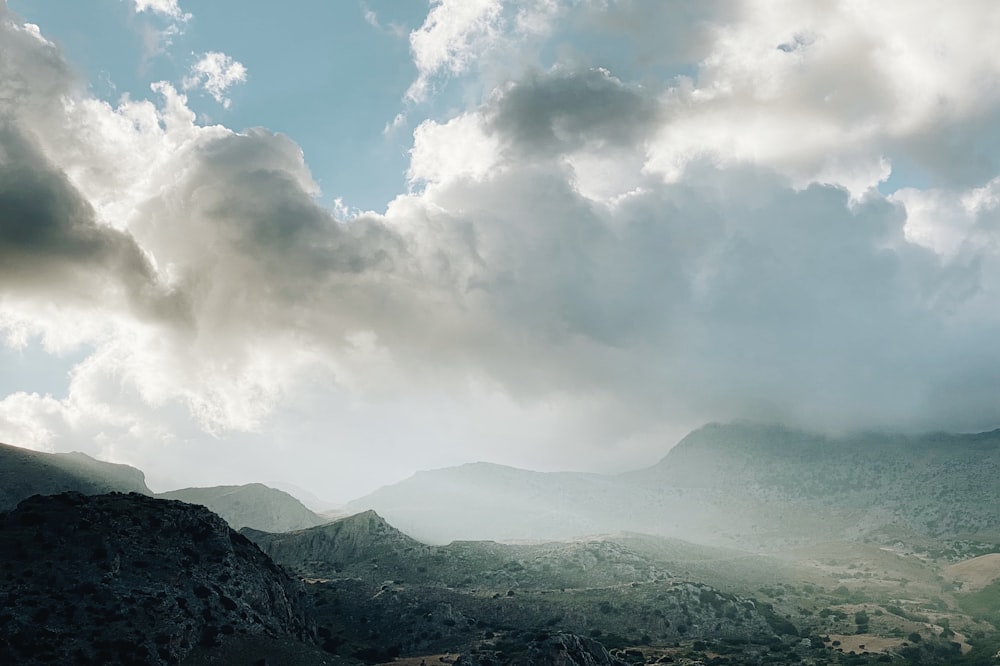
0,441,150,510
0,492,318,665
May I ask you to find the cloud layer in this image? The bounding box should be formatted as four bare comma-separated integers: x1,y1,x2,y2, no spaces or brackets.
2,0,1000,499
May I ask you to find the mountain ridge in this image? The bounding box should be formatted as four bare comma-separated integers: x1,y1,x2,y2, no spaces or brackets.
0,441,151,510
345,421,1000,550
157,483,327,533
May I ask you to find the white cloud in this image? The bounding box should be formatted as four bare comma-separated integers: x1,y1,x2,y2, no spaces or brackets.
182,52,248,109
133,0,190,22
405,0,566,103
407,0,504,102
643,0,1000,194
382,112,408,137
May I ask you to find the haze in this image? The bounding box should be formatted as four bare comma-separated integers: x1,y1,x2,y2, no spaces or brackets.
2,0,1000,502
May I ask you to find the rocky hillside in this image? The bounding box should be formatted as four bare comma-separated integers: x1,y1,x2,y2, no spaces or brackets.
158,483,327,532
0,492,318,665
245,511,783,660
455,633,628,666
244,510,680,590
0,441,150,510
243,509,435,581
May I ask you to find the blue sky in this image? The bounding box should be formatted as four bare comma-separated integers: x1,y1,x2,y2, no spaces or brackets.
2,1,1000,503
9,0,427,211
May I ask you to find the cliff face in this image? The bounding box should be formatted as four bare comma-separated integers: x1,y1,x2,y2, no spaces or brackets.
0,492,315,665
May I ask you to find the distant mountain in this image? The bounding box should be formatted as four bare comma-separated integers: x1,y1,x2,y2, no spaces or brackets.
0,441,150,510
343,462,651,544
345,422,1000,550
628,422,1000,544
0,492,320,665
157,483,327,533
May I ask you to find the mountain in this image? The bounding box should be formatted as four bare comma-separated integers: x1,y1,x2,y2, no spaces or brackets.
243,509,433,580
343,462,651,544
157,483,327,533
0,492,321,665
628,422,1000,545
0,441,150,510
344,422,1000,551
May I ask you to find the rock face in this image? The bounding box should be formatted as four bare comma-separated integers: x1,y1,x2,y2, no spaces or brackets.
0,442,150,510
157,483,327,532
456,633,628,666
0,492,315,665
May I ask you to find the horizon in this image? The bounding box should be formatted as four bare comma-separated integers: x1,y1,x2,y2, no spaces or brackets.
3,1,1000,503
8,418,1000,507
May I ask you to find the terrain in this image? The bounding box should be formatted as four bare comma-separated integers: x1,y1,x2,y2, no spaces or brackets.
0,492,321,665
346,423,1000,553
2,423,1000,664
243,510,1000,665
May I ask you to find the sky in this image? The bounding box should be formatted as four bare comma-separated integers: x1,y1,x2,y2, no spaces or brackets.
2,1,1000,504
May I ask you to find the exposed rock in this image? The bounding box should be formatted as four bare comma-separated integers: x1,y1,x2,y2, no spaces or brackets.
522,634,628,666
0,492,315,665
158,483,327,532
455,633,627,666
0,441,150,510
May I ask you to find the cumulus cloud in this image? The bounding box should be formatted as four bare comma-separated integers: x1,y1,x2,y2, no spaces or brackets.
3,1,1000,499
406,0,504,102
183,52,247,108
405,0,566,103
642,0,1000,194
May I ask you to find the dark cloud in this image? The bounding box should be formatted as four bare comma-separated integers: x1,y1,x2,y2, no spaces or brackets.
0,123,185,322
486,68,659,155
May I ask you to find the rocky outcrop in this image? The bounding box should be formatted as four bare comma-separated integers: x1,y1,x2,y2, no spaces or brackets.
0,492,315,665
157,483,327,532
0,442,150,510
456,633,628,666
